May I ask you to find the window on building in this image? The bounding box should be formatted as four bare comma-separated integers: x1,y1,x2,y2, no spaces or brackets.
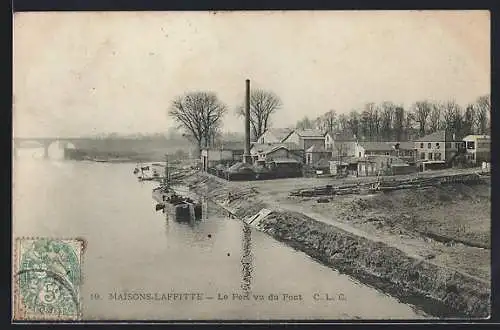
358,152,361,157
428,153,433,160
436,143,440,149
467,141,475,150
420,143,424,148
420,152,425,160
434,153,441,161
427,143,431,149
471,153,475,160
385,152,389,156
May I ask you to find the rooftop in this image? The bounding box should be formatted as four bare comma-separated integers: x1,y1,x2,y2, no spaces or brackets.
260,128,294,142
294,129,324,138
325,130,357,142
251,142,302,154
358,142,396,152
397,142,416,150
462,134,491,141
358,141,416,151
416,130,457,142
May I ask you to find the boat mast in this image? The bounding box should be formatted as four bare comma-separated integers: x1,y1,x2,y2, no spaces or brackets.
164,154,169,186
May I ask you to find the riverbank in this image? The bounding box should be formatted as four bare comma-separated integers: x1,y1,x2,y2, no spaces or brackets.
183,172,491,318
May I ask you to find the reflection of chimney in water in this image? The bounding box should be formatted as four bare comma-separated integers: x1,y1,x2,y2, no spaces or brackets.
243,79,251,163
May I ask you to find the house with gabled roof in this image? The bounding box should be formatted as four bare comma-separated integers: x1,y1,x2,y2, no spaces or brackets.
282,129,325,152
355,141,416,160
415,130,465,165
324,130,357,158
250,142,302,164
462,134,490,165
256,128,294,144
200,140,248,171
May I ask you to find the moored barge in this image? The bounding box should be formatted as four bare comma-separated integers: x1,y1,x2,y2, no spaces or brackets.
152,186,202,222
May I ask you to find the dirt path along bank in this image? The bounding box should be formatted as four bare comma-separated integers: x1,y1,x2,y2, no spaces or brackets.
183,172,490,318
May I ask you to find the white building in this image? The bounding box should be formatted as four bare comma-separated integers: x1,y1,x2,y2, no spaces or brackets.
282,129,325,151
462,135,490,165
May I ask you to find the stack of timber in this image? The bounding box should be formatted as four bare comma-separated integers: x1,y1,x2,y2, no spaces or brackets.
289,172,484,197
290,183,369,197
373,172,482,192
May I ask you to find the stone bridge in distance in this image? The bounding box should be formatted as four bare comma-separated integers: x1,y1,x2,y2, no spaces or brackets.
13,137,95,159
12,137,191,160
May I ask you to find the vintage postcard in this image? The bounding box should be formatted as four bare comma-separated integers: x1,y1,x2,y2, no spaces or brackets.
12,10,490,321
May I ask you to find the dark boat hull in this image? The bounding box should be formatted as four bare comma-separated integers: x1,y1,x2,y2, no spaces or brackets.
153,188,202,222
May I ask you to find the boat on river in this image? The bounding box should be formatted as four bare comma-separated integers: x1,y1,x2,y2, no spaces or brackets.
151,155,202,222
135,163,162,181
152,186,202,222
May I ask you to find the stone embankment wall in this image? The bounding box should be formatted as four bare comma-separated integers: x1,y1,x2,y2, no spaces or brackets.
184,173,491,318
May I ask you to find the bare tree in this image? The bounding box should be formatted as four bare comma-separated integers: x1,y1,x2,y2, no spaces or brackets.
337,114,348,132
404,111,415,141
236,89,282,141
169,91,227,154
296,116,315,130
360,110,370,141
359,103,380,141
393,106,405,142
347,110,360,139
462,104,476,136
380,102,395,140
475,94,490,134
372,105,381,141
412,101,432,137
428,102,443,133
319,110,337,133
313,116,324,131
442,100,464,138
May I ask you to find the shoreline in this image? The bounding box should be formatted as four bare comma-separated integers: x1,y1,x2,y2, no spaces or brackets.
183,172,490,319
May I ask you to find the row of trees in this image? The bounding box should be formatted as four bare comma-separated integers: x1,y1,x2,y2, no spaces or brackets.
168,89,282,153
169,88,490,154
295,95,490,142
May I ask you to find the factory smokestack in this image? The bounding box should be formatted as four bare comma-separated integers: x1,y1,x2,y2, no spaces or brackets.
243,79,252,163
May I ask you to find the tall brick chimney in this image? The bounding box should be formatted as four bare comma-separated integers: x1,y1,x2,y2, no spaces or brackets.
243,79,252,163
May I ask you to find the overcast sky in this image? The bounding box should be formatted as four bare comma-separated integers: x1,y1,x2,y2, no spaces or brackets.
13,10,490,137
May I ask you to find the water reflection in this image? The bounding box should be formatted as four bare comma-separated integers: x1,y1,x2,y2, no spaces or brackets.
202,197,209,221
240,223,253,294
162,198,217,250
13,160,427,319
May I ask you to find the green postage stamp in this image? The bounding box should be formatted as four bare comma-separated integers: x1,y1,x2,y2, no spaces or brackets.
13,238,85,320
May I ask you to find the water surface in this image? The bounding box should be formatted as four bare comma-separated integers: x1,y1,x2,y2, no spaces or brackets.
13,156,428,320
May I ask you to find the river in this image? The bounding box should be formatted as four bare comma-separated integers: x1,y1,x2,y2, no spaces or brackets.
12,157,429,320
